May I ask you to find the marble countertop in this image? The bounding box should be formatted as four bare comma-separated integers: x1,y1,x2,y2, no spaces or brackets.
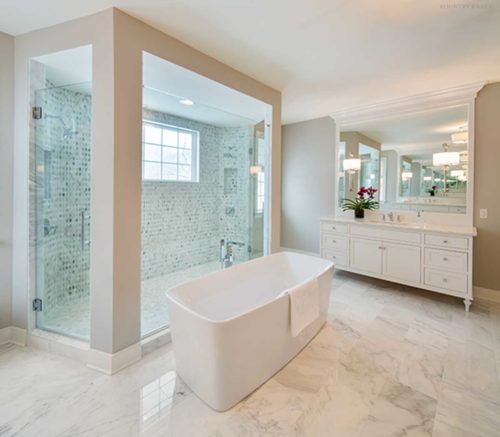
321,216,477,237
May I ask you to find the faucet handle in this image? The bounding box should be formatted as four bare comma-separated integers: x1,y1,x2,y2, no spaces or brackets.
227,240,245,247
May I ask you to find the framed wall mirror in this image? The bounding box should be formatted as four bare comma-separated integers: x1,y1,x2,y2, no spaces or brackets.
331,83,484,227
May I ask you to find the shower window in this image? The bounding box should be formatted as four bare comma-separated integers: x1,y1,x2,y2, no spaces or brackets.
142,121,199,182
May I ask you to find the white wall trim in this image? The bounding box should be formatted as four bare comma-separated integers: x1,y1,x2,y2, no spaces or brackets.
279,246,320,257
330,82,487,227
474,286,500,304
0,326,27,346
0,327,11,345
330,81,488,126
141,327,172,357
87,342,142,375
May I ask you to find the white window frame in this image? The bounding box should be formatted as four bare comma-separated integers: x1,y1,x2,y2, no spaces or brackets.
142,120,200,182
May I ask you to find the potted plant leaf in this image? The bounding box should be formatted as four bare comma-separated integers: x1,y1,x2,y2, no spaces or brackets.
342,186,379,219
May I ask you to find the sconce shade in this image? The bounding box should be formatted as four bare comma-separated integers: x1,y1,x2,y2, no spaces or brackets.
401,171,413,180
343,158,361,172
450,170,465,177
451,129,468,144
433,152,460,167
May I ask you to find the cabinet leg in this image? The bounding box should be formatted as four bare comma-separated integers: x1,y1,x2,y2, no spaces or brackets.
464,298,471,312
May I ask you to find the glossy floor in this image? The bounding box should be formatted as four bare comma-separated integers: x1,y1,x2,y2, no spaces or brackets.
40,261,222,339
2,271,500,436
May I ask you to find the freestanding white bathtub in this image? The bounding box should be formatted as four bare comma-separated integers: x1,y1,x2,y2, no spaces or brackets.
165,251,334,411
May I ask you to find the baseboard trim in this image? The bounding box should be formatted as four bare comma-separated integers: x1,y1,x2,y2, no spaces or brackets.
474,286,500,304
279,247,320,257
141,327,172,356
87,342,142,375
26,329,89,363
0,326,27,346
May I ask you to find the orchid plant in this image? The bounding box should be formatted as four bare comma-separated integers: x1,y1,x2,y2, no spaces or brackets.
342,186,379,218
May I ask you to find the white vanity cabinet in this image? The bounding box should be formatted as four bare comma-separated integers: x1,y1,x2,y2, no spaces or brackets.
320,218,476,310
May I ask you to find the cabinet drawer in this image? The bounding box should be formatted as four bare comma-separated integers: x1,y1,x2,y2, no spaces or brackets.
424,268,468,295
322,250,348,266
322,235,348,252
424,248,467,272
321,222,348,235
424,234,468,250
351,225,421,244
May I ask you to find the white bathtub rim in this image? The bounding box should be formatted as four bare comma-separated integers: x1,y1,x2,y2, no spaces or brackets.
165,252,334,325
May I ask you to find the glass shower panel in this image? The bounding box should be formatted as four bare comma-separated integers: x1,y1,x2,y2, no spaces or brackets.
248,121,267,259
33,83,92,340
140,84,270,337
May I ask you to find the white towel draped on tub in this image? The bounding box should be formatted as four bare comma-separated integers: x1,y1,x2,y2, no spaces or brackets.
280,278,320,337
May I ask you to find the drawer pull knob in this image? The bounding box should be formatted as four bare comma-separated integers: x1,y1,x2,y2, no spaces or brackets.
332,240,336,243
378,246,386,250
443,257,448,261
443,240,448,244
332,256,336,259
443,278,448,283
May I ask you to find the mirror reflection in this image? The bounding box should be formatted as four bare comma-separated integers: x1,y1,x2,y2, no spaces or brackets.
338,105,469,214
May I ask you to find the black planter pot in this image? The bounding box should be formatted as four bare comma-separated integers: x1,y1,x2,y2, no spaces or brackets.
355,209,365,219
430,192,435,197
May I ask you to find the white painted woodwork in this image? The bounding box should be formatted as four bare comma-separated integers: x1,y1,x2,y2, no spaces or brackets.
320,218,476,310
382,243,421,284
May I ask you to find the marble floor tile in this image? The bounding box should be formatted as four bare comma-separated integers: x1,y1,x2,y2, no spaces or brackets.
3,271,500,436
358,380,437,437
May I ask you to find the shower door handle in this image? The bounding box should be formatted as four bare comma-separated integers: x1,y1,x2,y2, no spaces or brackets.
80,211,91,250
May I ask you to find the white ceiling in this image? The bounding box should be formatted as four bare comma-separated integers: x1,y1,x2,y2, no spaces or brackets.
33,48,267,126
343,105,468,154
2,0,500,124
143,52,267,126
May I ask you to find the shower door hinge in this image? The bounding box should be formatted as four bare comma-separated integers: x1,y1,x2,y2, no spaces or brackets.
32,298,43,312
32,106,42,120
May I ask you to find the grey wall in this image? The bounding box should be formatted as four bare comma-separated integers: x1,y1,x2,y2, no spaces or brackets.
281,117,335,253
0,32,14,329
381,149,398,202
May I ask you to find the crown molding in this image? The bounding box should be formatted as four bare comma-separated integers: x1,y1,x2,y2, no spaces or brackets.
330,81,488,127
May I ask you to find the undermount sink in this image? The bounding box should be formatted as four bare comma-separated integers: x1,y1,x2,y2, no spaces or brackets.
364,219,409,226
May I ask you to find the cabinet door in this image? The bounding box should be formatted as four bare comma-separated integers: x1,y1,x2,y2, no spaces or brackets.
350,238,382,275
382,242,421,284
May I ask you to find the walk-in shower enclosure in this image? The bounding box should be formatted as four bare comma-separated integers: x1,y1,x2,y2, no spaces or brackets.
15,9,280,372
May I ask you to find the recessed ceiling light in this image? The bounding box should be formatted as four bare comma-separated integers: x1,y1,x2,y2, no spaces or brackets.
179,98,194,106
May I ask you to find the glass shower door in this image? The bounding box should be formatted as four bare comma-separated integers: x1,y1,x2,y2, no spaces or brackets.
32,83,92,340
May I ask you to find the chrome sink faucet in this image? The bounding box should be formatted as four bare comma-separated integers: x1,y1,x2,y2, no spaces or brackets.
387,211,394,222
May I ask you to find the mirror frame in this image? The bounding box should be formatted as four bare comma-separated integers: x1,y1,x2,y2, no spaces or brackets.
330,82,487,227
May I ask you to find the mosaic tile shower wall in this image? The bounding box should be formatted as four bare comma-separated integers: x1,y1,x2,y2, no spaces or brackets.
141,109,253,279
33,82,92,319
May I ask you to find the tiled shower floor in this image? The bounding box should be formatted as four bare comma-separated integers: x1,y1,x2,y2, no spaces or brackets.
39,261,222,340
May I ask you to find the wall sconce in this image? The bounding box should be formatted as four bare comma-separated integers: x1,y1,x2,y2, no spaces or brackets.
433,144,460,167
343,158,361,173
343,154,361,192
433,143,460,192
401,171,413,180
450,170,465,178
451,126,468,145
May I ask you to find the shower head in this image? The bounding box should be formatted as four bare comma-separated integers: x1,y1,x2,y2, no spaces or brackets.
45,113,78,139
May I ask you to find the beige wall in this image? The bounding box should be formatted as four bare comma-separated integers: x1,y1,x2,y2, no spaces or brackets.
281,117,335,253
12,8,281,354
474,82,500,292
0,32,14,329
